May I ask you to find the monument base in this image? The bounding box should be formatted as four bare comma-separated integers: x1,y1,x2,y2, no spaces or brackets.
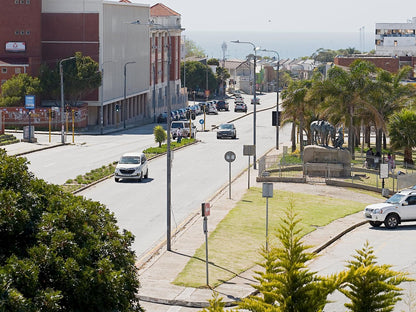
303,145,351,177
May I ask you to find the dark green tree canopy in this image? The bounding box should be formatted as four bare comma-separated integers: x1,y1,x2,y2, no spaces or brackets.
181,61,216,95
0,149,142,311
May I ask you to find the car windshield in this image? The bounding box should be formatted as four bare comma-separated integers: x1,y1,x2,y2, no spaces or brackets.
119,156,140,164
220,124,233,129
171,123,181,128
386,193,405,204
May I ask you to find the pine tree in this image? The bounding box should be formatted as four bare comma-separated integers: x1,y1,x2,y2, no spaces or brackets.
199,291,228,312
238,202,340,312
340,241,412,312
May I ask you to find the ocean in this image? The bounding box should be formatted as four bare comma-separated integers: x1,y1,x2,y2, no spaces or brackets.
183,31,375,60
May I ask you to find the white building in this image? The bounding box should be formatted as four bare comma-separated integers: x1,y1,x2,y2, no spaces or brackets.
375,17,416,56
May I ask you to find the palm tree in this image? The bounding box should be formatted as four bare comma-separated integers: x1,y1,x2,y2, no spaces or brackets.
388,108,416,165
319,60,376,157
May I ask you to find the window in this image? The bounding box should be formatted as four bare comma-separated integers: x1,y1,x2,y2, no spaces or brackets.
20,30,24,35
1,68,7,74
15,0,19,3
1,80,6,85
15,68,21,74
26,0,30,3
26,30,30,35
394,40,398,46
20,0,24,3
15,30,19,35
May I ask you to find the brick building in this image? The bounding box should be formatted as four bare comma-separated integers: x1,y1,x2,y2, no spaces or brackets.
0,0,184,130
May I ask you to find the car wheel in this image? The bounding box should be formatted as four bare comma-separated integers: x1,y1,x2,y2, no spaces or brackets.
384,214,399,229
138,172,142,182
144,169,148,179
234,109,237,112
369,221,382,227
115,177,120,182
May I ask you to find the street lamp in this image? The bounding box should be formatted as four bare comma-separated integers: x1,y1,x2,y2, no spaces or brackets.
59,56,76,144
231,40,257,168
123,61,136,129
131,19,173,251
261,49,280,150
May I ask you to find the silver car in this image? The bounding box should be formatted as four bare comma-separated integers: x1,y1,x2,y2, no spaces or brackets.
114,152,148,182
217,123,237,139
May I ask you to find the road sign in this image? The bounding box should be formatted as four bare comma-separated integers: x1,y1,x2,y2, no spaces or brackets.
380,163,389,179
262,182,274,198
224,151,236,162
243,145,255,156
199,119,204,125
25,95,35,110
201,202,211,217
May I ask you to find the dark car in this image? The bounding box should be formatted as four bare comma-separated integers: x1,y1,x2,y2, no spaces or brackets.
217,123,237,139
216,100,229,111
157,112,168,123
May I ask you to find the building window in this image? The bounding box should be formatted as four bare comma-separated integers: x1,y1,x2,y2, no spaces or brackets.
15,0,19,3
394,40,398,46
15,68,21,74
1,68,7,74
20,30,24,35
20,0,24,3
1,80,6,85
26,30,30,35
26,0,30,3
15,30,19,35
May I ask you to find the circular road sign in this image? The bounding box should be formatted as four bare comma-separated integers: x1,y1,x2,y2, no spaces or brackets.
199,119,204,125
224,151,236,163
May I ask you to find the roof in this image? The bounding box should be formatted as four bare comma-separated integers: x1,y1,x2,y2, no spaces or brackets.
150,3,180,16
0,58,29,66
118,0,131,2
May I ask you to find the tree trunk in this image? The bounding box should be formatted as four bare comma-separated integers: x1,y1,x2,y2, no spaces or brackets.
404,147,414,165
291,123,296,152
376,128,382,154
383,133,387,150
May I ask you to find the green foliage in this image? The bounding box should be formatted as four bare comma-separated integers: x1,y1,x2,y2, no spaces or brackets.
181,61,216,94
199,292,227,312
207,58,219,66
0,74,41,107
39,52,101,104
0,149,143,311
153,125,167,147
184,39,206,58
238,202,339,312
388,108,416,164
339,241,412,312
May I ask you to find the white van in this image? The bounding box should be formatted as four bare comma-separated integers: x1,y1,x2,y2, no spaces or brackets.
171,121,197,139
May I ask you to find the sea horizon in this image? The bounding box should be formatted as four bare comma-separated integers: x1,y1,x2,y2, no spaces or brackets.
183,30,375,60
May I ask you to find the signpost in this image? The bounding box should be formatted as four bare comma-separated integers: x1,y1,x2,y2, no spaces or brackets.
243,145,256,189
224,151,236,199
202,202,211,286
380,163,389,196
262,182,274,251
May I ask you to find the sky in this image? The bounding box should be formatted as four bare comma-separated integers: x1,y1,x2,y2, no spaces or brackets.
135,0,416,33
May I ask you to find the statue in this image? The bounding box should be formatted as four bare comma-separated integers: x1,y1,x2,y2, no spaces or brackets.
334,127,344,148
310,120,335,146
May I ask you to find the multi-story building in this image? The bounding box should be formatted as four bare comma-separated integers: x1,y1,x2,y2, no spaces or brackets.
375,17,416,56
0,0,184,130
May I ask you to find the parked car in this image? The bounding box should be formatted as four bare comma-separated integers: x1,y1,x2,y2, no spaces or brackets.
364,189,416,228
251,98,260,105
157,112,168,123
114,152,148,182
171,120,197,139
216,100,229,111
217,123,237,139
235,102,247,112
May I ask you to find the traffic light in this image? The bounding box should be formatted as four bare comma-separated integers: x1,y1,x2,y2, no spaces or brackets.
51,111,56,118
191,112,196,120
186,110,190,120
115,104,120,112
272,111,281,126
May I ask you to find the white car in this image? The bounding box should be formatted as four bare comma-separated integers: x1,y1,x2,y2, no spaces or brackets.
364,189,416,228
114,152,148,182
207,104,218,115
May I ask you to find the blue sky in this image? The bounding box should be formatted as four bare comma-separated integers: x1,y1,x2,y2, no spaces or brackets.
133,0,415,33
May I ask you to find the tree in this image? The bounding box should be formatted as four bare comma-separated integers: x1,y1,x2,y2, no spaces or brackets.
0,149,143,311
388,108,416,165
184,39,205,58
238,203,339,312
180,61,216,96
339,241,412,312
199,292,227,312
207,58,219,66
39,52,101,105
0,74,41,107
153,125,167,147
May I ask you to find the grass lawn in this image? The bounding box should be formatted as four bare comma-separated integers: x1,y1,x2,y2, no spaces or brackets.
173,187,374,288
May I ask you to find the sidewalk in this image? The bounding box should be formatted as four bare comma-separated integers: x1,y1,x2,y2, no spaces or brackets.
137,150,375,312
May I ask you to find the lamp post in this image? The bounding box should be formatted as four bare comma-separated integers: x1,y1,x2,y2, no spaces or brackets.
100,60,112,134
59,56,76,144
131,20,173,251
123,61,136,129
261,49,280,150
231,40,257,168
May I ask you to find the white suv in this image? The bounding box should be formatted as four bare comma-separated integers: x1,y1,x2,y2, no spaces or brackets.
364,189,416,228
114,152,148,182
